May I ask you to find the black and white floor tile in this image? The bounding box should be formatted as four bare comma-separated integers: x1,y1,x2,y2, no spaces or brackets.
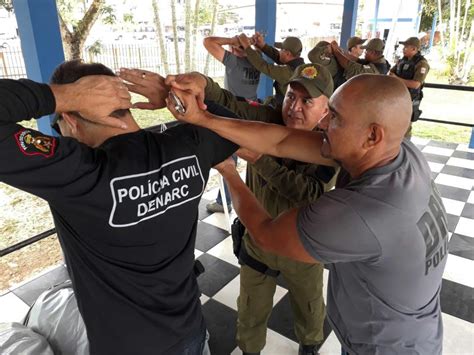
1,139,473,354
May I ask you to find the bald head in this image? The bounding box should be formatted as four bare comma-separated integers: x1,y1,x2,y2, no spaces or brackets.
335,74,412,143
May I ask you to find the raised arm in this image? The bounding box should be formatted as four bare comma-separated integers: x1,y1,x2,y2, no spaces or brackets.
330,41,352,69
165,87,336,166
203,36,238,63
0,76,131,130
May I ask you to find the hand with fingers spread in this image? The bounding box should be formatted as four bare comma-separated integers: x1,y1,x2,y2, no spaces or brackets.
166,88,209,125
118,68,168,109
236,147,262,164
52,75,132,129
165,72,208,110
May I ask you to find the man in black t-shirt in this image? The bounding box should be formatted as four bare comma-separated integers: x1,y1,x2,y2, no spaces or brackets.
0,61,237,354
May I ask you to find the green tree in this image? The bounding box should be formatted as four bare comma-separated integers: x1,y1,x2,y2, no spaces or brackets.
57,0,105,60
191,0,202,70
204,0,219,75
151,0,170,74
421,0,473,84
184,0,192,72
0,0,12,12
170,0,181,73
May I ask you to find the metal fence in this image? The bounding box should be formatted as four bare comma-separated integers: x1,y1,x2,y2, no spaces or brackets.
0,42,225,79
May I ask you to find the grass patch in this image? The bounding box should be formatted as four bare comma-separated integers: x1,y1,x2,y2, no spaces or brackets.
412,121,471,144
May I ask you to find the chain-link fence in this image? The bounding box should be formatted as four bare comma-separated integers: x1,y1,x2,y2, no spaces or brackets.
0,42,225,79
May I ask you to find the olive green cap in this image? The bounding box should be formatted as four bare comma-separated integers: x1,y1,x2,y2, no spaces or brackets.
274,36,303,56
347,36,366,50
399,37,421,50
361,38,385,52
287,63,334,98
307,41,330,63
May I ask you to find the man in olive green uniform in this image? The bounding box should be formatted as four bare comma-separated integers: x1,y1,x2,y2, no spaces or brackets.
346,36,365,60
237,33,305,106
389,37,430,124
210,64,336,355
166,64,336,355
308,40,345,89
331,38,391,79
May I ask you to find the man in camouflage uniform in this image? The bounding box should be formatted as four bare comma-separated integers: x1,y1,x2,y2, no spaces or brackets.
389,37,430,124
331,38,391,79
308,40,345,90
237,33,305,106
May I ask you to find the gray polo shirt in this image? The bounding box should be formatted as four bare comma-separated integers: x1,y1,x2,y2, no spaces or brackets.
298,140,447,354
223,50,260,100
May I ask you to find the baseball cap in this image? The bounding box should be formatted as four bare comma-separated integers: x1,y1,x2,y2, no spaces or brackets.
287,63,334,98
361,38,385,52
274,37,303,56
307,41,330,63
347,36,366,49
399,37,421,50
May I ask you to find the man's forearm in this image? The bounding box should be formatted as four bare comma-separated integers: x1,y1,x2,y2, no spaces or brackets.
222,168,315,263
223,169,272,249
0,79,55,124
398,78,421,89
202,112,335,166
333,49,351,69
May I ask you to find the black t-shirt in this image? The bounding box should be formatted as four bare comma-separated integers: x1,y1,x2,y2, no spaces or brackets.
0,79,238,354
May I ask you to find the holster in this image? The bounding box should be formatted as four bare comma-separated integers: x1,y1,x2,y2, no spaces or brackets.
231,217,280,278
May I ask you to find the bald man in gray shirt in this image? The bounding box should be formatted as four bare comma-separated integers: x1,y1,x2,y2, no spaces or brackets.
164,73,447,355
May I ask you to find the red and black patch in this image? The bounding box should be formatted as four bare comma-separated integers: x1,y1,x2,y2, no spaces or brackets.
14,129,56,158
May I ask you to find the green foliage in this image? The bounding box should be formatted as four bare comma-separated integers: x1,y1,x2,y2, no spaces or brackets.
420,0,441,32
197,0,214,25
0,0,13,12
100,4,117,25
86,40,103,55
123,12,134,23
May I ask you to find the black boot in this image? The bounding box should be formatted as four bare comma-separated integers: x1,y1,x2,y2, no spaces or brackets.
298,344,319,355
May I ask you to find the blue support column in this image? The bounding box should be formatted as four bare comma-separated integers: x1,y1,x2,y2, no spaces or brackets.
255,0,276,100
469,129,474,149
13,0,65,135
340,0,359,49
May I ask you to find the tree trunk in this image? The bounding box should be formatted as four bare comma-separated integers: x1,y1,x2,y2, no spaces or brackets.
58,0,105,60
204,0,219,75
191,0,201,71
437,0,446,59
184,0,192,72
152,0,170,74
461,19,473,82
170,0,181,73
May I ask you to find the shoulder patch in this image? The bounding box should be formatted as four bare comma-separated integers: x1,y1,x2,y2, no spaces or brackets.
420,67,427,74
14,129,56,158
363,65,372,69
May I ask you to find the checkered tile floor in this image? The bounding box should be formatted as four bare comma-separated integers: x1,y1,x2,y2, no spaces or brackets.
0,138,473,354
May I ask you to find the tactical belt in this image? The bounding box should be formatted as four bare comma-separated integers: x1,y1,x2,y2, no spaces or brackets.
239,242,280,278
